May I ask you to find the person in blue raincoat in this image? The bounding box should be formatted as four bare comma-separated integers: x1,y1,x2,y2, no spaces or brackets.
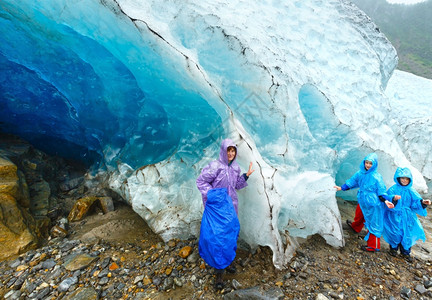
335,153,396,252
196,138,254,289
383,167,431,262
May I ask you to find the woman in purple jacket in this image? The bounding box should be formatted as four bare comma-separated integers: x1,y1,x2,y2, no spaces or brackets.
196,138,254,289
197,138,254,214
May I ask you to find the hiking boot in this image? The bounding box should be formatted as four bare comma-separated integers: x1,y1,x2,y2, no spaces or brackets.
345,220,358,233
214,273,224,290
360,245,379,252
388,249,398,257
402,254,413,263
226,264,237,274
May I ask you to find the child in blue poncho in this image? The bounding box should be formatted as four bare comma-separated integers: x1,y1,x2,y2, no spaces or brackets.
335,153,396,252
383,167,431,262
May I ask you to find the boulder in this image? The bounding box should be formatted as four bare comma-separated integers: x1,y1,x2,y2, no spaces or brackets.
0,156,38,260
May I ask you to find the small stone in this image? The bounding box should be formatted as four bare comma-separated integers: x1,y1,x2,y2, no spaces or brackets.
316,294,329,300
173,277,183,287
58,276,78,292
42,259,56,270
109,262,119,271
50,225,68,238
401,286,411,298
152,276,162,286
232,279,242,290
186,251,198,263
62,287,98,300
178,246,192,258
63,253,98,271
414,284,427,295
165,267,172,276
143,277,152,286
414,270,423,278
134,275,144,284
98,197,114,214
16,265,28,272
67,196,98,222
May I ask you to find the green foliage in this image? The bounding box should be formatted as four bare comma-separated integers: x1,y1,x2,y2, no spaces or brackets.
352,0,432,79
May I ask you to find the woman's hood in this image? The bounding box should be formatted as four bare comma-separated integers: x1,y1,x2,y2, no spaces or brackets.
360,153,378,174
394,167,413,188
218,139,237,165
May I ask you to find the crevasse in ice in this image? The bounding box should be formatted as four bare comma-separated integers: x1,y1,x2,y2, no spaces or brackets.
1,0,429,268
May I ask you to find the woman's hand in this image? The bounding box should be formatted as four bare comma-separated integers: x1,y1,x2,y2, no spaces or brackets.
423,199,431,205
334,186,342,191
394,195,401,200
246,162,255,177
385,200,395,209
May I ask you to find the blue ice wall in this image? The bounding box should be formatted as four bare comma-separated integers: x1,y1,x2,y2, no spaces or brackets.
0,1,221,167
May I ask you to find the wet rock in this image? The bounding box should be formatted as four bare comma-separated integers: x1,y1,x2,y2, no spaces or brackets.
50,225,68,238
401,286,411,299
223,286,284,299
63,253,98,271
60,177,84,193
9,258,23,269
316,294,330,300
99,277,109,285
68,196,99,222
0,157,38,260
187,251,199,263
173,277,184,287
178,246,193,258
60,239,80,252
34,286,51,299
232,279,242,290
134,275,144,284
29,179,50,217
152,276,162,286
424,280,432,289
63,287,98,300
41,258,56,270
4,290,21,300
58,276,78,292
414,284,427,295
98,197,114,214
100,257,111,269
161,277,174,291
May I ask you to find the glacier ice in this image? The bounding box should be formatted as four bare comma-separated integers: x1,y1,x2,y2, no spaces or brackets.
0,0,430,268
385,70,432,196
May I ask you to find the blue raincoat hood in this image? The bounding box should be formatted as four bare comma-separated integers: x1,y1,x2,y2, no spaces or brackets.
393,167,413,188
218,139,237,165
360,153,378,174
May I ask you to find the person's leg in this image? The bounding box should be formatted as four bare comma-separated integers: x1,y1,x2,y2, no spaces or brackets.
348,204,365,233
214,269,224,289
362,233,380,251
388,244,398,256
400,245,412,262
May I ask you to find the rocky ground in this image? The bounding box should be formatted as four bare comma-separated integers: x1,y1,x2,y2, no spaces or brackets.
1,199,432,300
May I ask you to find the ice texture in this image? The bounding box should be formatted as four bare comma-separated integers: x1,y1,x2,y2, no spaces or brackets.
385,70,432,196
0,0,429,268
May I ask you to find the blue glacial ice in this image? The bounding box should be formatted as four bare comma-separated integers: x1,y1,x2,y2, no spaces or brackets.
1,0,430,268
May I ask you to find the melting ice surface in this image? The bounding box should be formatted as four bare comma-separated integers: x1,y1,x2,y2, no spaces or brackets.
1,0,430,268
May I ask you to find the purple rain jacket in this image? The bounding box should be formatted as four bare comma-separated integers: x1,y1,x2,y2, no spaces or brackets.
196,139,248,214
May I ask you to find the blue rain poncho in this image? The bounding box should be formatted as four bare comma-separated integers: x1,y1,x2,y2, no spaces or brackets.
198,188,240,269
382,167,427,250
344,153,390,240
